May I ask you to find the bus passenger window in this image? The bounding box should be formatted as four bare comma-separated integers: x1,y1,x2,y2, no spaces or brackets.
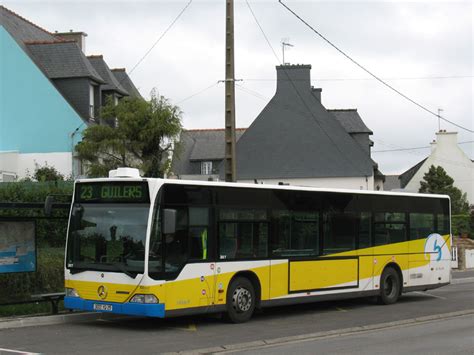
323,212,356,254
189,208,209,260
271,211,319,257
374,223,406,246
437,214,450,236
410,213,434,240
358,212,372,249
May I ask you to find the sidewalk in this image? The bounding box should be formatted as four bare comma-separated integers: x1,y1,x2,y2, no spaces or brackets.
452,269,474,279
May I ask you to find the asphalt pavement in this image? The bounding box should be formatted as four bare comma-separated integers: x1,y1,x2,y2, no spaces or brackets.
231,313,474,355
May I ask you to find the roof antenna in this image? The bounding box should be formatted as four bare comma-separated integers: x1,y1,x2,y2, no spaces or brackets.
437,108,443,132
281,38,294,65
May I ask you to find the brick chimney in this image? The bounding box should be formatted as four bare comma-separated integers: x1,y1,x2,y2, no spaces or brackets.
276,64,312,95
55,30,87,53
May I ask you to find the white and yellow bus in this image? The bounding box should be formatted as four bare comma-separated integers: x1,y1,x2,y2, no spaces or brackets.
64,168,451,322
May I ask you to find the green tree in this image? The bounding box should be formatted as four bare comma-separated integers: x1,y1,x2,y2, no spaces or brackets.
419,165,469,214
76,90,182,177
30,163,65,182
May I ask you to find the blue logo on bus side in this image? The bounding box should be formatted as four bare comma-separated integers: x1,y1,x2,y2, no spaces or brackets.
425,233,445,262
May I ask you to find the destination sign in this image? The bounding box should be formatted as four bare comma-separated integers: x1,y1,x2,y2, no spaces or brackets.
76,182,150,203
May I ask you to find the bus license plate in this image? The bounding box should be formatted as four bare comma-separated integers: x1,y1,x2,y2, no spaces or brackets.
93,304,112,311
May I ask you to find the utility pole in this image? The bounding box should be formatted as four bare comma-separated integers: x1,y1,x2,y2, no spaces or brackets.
224,0,236,182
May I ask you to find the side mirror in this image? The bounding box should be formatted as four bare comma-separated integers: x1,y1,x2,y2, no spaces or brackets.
44,196,54,217
163,209,177,235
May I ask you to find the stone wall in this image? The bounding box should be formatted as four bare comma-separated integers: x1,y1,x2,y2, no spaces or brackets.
453,236,474,270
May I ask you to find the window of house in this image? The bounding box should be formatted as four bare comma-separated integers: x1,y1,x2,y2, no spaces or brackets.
89,85,95,119
201,161,212,175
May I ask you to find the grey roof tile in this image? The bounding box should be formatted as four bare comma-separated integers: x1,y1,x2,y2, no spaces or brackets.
399,158,427,188
0,5,57,44
171,129,245,175
328,109,373,134
88,56,128,96
111,68,142,99
26,41,104,82
232,65,375,180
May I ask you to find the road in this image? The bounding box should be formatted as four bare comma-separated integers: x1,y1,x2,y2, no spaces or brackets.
0,281,473,354
232,314,474,355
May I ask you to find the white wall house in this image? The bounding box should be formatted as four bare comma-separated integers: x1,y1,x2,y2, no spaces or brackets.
401,131,474,204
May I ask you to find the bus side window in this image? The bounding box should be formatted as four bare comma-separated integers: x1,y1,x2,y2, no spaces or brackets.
323,212,356,255
437,214,450,236
410,213,434,240
358,212,372,249
271,210,319,257
188,207,209,260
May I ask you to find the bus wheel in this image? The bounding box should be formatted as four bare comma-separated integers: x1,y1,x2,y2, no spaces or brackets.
378,267,401,305
225,277,256,323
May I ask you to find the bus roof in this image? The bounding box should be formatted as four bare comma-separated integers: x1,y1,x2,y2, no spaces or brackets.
75,177,450,200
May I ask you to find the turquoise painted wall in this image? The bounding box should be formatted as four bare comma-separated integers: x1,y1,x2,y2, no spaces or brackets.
0,26,84,153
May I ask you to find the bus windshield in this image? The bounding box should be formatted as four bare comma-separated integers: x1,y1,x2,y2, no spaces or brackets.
66,203,149,277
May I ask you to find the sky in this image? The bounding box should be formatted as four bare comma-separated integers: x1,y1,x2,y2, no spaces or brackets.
4,0,473,175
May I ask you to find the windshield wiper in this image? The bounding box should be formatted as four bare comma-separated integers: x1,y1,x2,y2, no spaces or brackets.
109,263,138,279
69,267,87,275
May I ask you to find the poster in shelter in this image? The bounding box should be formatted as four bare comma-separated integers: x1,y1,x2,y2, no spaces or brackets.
0,221,36,273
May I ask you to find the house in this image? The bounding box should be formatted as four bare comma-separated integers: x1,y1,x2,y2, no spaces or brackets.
398,130,474,204
0,6,141,181
172,64,383,190
171,128,246,181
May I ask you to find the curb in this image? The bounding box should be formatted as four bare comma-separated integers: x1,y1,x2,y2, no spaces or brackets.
169,309,474,354
451,277,474,284
0,312,121,330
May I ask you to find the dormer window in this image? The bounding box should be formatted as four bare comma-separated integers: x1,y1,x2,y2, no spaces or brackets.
201,161,212,175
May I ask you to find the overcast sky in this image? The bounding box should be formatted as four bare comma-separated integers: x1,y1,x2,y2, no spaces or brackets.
5,0,473,174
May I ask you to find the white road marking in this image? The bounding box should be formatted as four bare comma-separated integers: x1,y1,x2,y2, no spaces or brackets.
413,291,447,300
0,348,40,355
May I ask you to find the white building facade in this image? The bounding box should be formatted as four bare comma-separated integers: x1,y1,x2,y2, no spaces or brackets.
402,131,474,204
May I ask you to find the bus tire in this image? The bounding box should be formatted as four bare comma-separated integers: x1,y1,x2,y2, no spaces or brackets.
224,277,256,323
378,267,401,305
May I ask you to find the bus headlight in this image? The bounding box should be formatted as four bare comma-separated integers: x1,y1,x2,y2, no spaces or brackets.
129,294,159,304
66,288,79,297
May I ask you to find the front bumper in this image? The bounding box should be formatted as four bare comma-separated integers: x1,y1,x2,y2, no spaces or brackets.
64,296,165,318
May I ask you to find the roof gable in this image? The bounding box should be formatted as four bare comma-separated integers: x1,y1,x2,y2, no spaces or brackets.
111,68,142,99
234,65,375,180
0,5,57,44
399,158,427,188
88,56,128,96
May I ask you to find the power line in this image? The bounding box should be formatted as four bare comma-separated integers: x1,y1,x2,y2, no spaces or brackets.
175,81,219,105
278,0,474,134
243,75,474,82
373,140,474,153
125,0,193,80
